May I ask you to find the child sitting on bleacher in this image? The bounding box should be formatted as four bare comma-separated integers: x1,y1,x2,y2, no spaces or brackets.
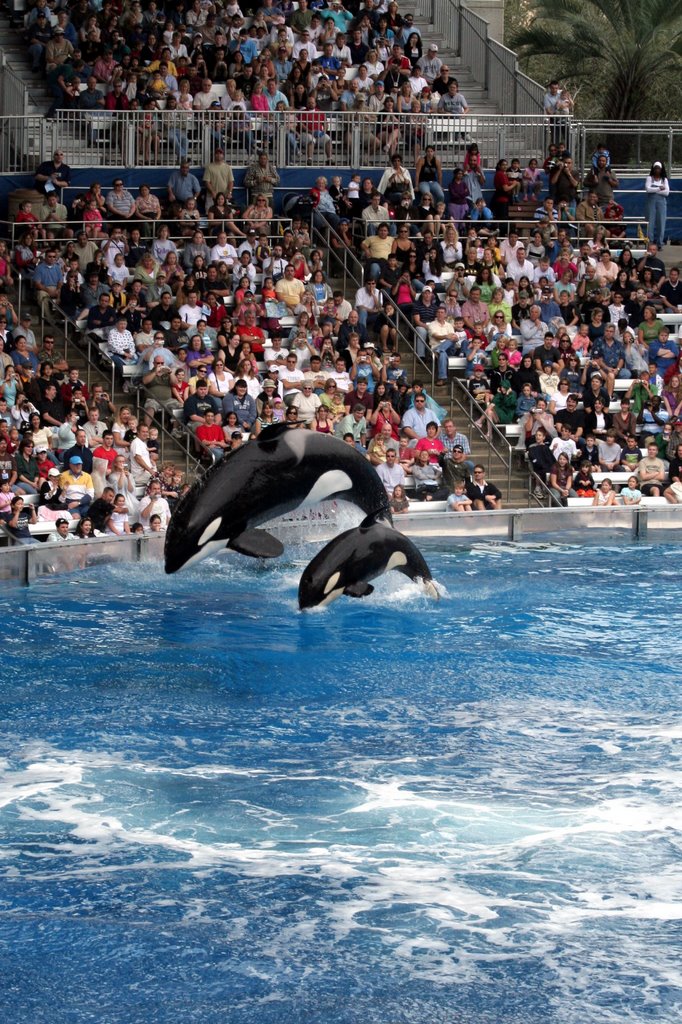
0,474,12,518
574,462,596,498
620,476,642,505
446,480,473,512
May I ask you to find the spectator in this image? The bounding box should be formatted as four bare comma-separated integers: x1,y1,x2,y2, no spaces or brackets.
167,162,202,205
244,151,280,202
129,423,155,486
34,149,71,195
466,464,503,510
59,455,94,517
138,479,172,529
32,249,62,316
106,178,136,221
645,161,670,248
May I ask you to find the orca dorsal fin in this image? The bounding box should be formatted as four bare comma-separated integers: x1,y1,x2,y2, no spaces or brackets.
359,510,393,530
256,422,291,449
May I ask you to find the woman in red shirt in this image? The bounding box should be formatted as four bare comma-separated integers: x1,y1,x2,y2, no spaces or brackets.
491,159,518,234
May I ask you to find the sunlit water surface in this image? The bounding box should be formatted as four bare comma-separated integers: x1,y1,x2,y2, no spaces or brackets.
1,541,681,1023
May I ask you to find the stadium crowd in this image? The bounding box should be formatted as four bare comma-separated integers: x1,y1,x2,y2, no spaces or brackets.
1,0,681,541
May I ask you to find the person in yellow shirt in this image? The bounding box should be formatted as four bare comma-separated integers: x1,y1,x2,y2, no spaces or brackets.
275,265,305,309
59,456,95,518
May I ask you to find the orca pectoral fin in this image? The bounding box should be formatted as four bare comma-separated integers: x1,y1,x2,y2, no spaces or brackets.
343,582,374,598
423,578,440,600
228,528,284,559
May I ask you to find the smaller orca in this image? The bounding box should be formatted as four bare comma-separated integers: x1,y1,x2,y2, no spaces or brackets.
298,515,439,609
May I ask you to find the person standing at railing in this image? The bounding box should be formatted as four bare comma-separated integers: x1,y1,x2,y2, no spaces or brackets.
543,81,573,145
415,145,444,205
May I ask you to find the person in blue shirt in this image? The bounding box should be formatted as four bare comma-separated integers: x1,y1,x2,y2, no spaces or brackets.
649,326,680,377
265,79,289,109
273,49,293,79
538,289,561,323
236,32,259,65
592,323,628,386
222,380,257,431
319,44,342,79
32,249,63,315
324,1,353,32
167,163,201,205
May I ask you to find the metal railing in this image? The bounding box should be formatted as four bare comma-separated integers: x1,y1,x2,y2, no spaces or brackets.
350,215,652,246
0,53,29,117
2,110,682,176
4,214,295,251
0,110,570,174
449,377,514,500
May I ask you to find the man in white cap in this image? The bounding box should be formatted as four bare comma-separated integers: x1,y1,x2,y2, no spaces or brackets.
418,43,442,84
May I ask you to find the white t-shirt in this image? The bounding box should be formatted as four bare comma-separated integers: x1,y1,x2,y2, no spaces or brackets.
129,437,152,478
280,367,305,392
210,242,237,266
139,494,171,529
179,303,204,327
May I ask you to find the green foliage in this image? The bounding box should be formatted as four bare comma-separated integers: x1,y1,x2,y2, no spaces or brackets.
508,0,682,120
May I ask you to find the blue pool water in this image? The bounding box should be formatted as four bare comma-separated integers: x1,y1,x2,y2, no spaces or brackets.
1,541,681,1024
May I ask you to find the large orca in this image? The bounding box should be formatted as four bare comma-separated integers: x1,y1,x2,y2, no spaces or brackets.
298,515,438,608
164,424,391,573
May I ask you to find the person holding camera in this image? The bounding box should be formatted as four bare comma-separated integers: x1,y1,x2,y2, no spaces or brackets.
550,155,579,211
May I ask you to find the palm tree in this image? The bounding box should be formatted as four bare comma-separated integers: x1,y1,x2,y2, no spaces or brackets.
510,0,682,120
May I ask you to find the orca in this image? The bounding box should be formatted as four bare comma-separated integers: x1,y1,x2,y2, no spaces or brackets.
164,424,391,574
298,515,439,608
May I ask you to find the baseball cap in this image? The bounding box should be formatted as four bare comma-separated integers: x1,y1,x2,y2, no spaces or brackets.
427,43,438,51
55,517,69,526
453,444,464,453
48,467,61,477
35,445,48,454
69,455,83,465
262,380,276,388
473,363,484,371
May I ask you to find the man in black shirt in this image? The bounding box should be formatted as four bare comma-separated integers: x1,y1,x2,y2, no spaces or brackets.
39,383,66,428
660,267,682,311
554,394,585,443
637,242,666,285
62,428,94,472
86,294,118,333
432,65,455,96
149,292,180,329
